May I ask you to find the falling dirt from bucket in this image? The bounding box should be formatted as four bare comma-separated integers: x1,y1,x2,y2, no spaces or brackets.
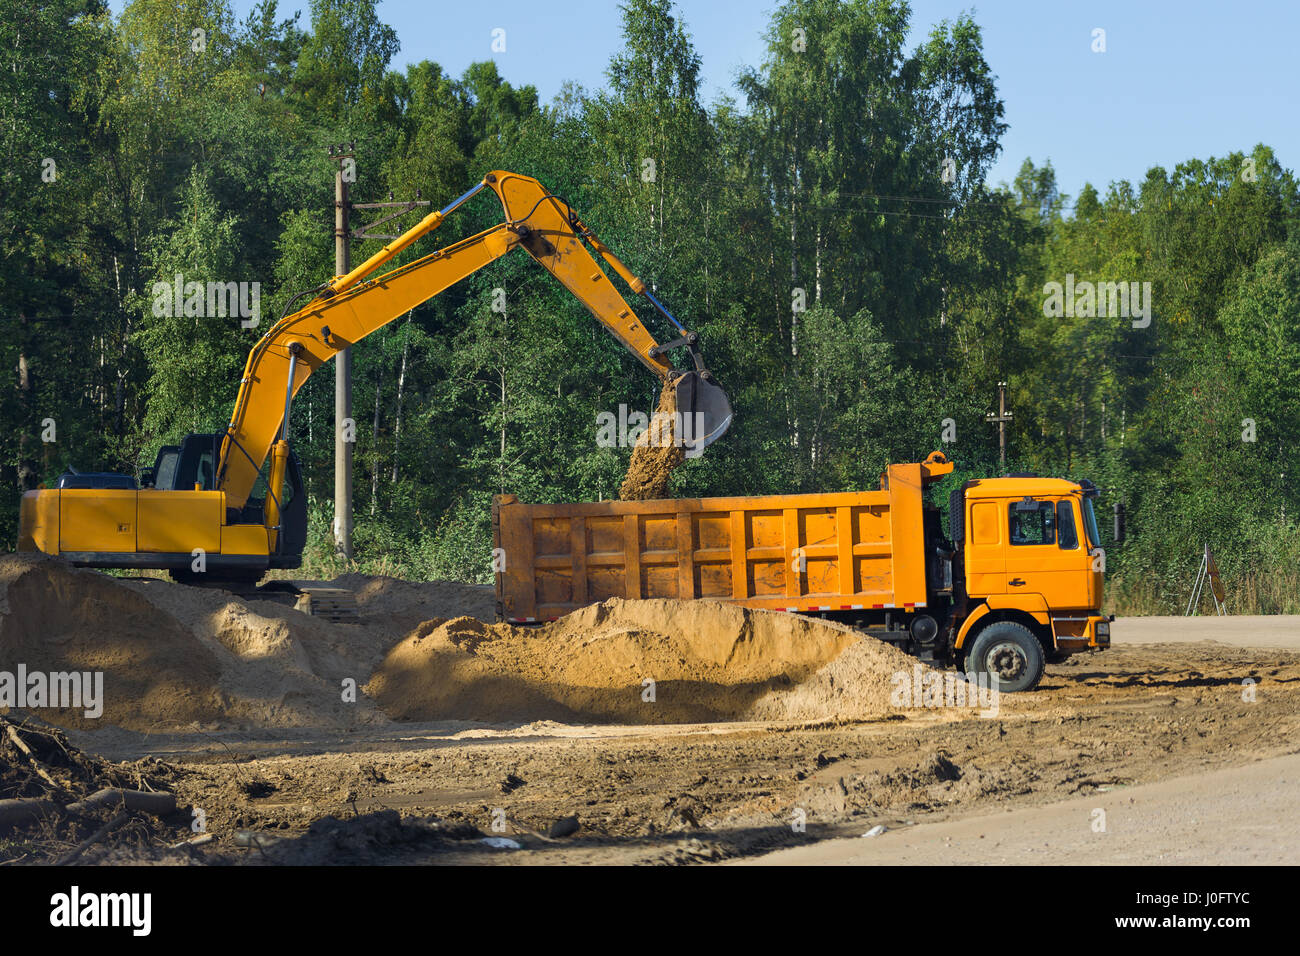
619,385,686,500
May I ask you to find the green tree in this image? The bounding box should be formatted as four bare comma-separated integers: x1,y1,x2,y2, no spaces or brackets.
291,0,398,118
131,168,251,443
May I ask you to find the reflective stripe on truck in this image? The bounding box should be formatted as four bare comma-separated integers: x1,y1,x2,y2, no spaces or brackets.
772,602,926,612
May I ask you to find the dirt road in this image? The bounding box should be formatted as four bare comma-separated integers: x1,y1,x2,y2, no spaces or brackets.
741,752,1300,865
1115,615,1300,649
135,630,1300,865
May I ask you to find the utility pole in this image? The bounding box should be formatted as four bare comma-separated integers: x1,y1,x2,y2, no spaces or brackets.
330,144,354,563
326,143,429,563
985,381,1013,467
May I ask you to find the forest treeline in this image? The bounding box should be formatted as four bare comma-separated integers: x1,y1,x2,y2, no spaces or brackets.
5,0,1298,612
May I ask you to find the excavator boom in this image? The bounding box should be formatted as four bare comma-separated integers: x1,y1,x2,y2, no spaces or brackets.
217,170,731,509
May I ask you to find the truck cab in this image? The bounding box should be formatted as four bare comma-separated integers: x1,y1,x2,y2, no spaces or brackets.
950,476,1111,689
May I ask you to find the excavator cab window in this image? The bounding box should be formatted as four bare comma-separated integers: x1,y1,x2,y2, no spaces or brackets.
248,470,267,509
152,446,180,490
234,448,300,529
174,433,222,492
245,455,296,513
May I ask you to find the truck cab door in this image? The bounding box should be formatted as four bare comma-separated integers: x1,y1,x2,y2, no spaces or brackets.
1004,496,1091,610
963,497,1007,597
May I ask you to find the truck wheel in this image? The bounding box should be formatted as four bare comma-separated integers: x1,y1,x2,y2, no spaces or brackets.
965,621,1044,693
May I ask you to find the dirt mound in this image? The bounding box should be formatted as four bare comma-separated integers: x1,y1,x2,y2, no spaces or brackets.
747,636,928,722
330,573,494,628
251,810,484,865
619,385,685,500
0,556,228,731
0,554,456,733
365,598,925,724
2,553,936,734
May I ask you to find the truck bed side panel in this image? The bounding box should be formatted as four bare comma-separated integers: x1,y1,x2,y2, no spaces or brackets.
494,472,931,621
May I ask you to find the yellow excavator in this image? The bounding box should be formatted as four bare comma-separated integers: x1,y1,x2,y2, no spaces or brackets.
19,170,733,584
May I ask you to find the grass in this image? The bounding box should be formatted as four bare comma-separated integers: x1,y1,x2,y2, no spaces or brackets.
1107,566,1300,616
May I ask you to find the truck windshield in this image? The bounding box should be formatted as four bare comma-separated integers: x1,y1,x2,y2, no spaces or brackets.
1081,497,1101,548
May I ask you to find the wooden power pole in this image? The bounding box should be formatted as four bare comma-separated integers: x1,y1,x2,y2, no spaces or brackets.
326,143,429,563
330,144,354,563
985,381,1013,467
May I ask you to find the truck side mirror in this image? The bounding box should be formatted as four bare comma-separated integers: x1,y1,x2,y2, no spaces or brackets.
140,467,156,488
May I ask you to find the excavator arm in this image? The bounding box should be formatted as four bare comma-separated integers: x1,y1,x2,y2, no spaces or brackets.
216,170,731,511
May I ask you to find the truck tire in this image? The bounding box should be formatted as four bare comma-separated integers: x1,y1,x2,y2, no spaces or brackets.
964,621,1045,693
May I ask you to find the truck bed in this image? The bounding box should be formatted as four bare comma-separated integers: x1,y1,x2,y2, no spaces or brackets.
493,461,944,623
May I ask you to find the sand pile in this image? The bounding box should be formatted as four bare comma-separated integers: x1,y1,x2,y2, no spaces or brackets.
1,556,228,731
332,573,495,630
0,554,489,733
2,554,938,733
619,384,686,500
365,598,928,724
748,637,930,722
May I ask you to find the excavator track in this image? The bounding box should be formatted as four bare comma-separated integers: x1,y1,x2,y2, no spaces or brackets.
152,575,360,623
287,585,359,623
256,580,359,623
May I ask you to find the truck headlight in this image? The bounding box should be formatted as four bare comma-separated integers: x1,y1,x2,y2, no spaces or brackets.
1095,622,1110,639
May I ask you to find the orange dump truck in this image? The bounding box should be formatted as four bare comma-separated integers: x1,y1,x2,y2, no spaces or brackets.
493,452,1110,691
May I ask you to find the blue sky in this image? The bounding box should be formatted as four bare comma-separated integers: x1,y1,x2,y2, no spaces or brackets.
110,0,1297,200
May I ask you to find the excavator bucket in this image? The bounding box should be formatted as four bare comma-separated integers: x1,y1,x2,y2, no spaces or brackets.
674,371,733,452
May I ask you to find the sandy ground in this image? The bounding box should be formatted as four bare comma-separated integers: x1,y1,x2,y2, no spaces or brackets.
75,634,1298,866
1115,615,1300,649
741,752,1300,865
3,555,1296,866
